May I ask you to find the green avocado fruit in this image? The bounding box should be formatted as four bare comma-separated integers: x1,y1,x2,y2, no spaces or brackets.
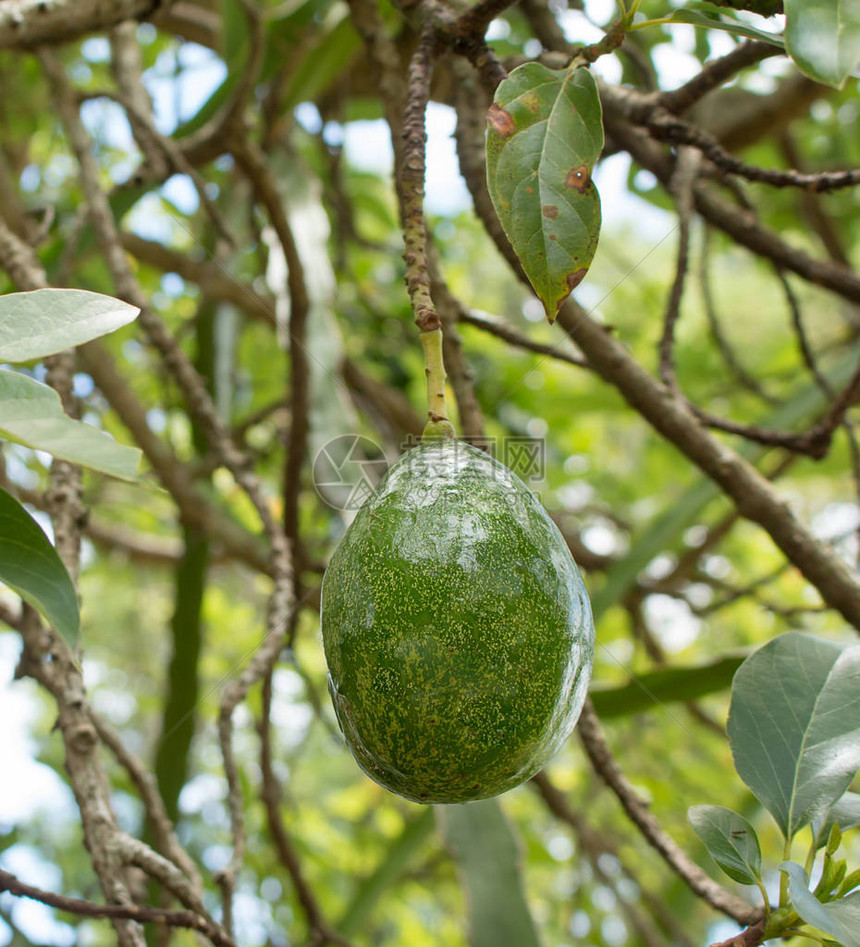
321,440,594,804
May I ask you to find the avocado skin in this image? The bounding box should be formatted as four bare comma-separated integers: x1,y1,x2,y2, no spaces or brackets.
321,441,594,804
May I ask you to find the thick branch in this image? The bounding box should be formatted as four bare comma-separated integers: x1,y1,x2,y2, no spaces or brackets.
0,0,161,49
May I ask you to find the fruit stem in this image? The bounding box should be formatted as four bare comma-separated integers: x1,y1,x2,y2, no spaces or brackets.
420,327,456,440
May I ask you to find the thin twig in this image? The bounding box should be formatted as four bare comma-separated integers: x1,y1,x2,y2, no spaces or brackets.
532,772,697,947
661,42,784,114
600,91,860,306
646,111,860,192
708,920,767,947
257,673,353,947
91,712,203,896
0,871,235,947
576,701,760,925
659,147,699,391
39,47,295,935
558,304,860,630
459,309,588,368
699,227,777,404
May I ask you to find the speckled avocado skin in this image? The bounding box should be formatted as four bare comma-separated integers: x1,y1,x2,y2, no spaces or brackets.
321,441,594,804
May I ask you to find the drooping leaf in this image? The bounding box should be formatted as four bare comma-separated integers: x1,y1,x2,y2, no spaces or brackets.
784,0,860,89
439,800,542,947
486,63,603,322
688,805,762,884
780,862,860,947
0,484,79,646
0,369,141,480
0,289,139,362
813,792,860,850
727,634,860,840
664,10,785,48
590,654,745,717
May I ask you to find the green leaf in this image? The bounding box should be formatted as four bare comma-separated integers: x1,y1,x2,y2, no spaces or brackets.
727,634,860,840
220,0,252,67
590,654,745,717
337,808,435,936
688,805,762,884
784,0,860,89
0,289,139,362
0,369,141,480
838,867,860,898
663,10,785,48
780,862,860,946
0,483,79,646
486,63,603,323
283,14,362,110
439,799,542,947
813,792,860,849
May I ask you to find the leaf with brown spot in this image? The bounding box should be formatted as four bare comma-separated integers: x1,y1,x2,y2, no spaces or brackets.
486,63,603,322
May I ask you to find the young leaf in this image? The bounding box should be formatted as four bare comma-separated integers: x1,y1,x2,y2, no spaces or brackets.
663,10,785,48
0,369,141,481
486,63,603,323
0,484,79,646
780,862,860,947
784,0,860,89
838,867,860,898
813,792,860,850
727,634,860,840
439,800,542,947
688,805,762,884
0,289,139,362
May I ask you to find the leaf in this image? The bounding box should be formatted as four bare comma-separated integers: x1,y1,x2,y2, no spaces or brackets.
0,369,141,480
664,10,785,48
337,808,435,936
688,805,762,884
486,63,603,323
590,654,745,717
784,0,860,89
0,484,79,646
220,0,252,67
0,289,139,362
813,792,860,849
780,862,860,947
439,799,542,947
727,634,860,840
283,14,362,110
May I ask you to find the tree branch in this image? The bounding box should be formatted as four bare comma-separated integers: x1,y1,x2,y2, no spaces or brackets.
558,304,860,631
576,701,761,925
0,870,234,947
0,0,162,49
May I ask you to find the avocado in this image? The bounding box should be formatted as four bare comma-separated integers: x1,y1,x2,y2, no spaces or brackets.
321,440,594,804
